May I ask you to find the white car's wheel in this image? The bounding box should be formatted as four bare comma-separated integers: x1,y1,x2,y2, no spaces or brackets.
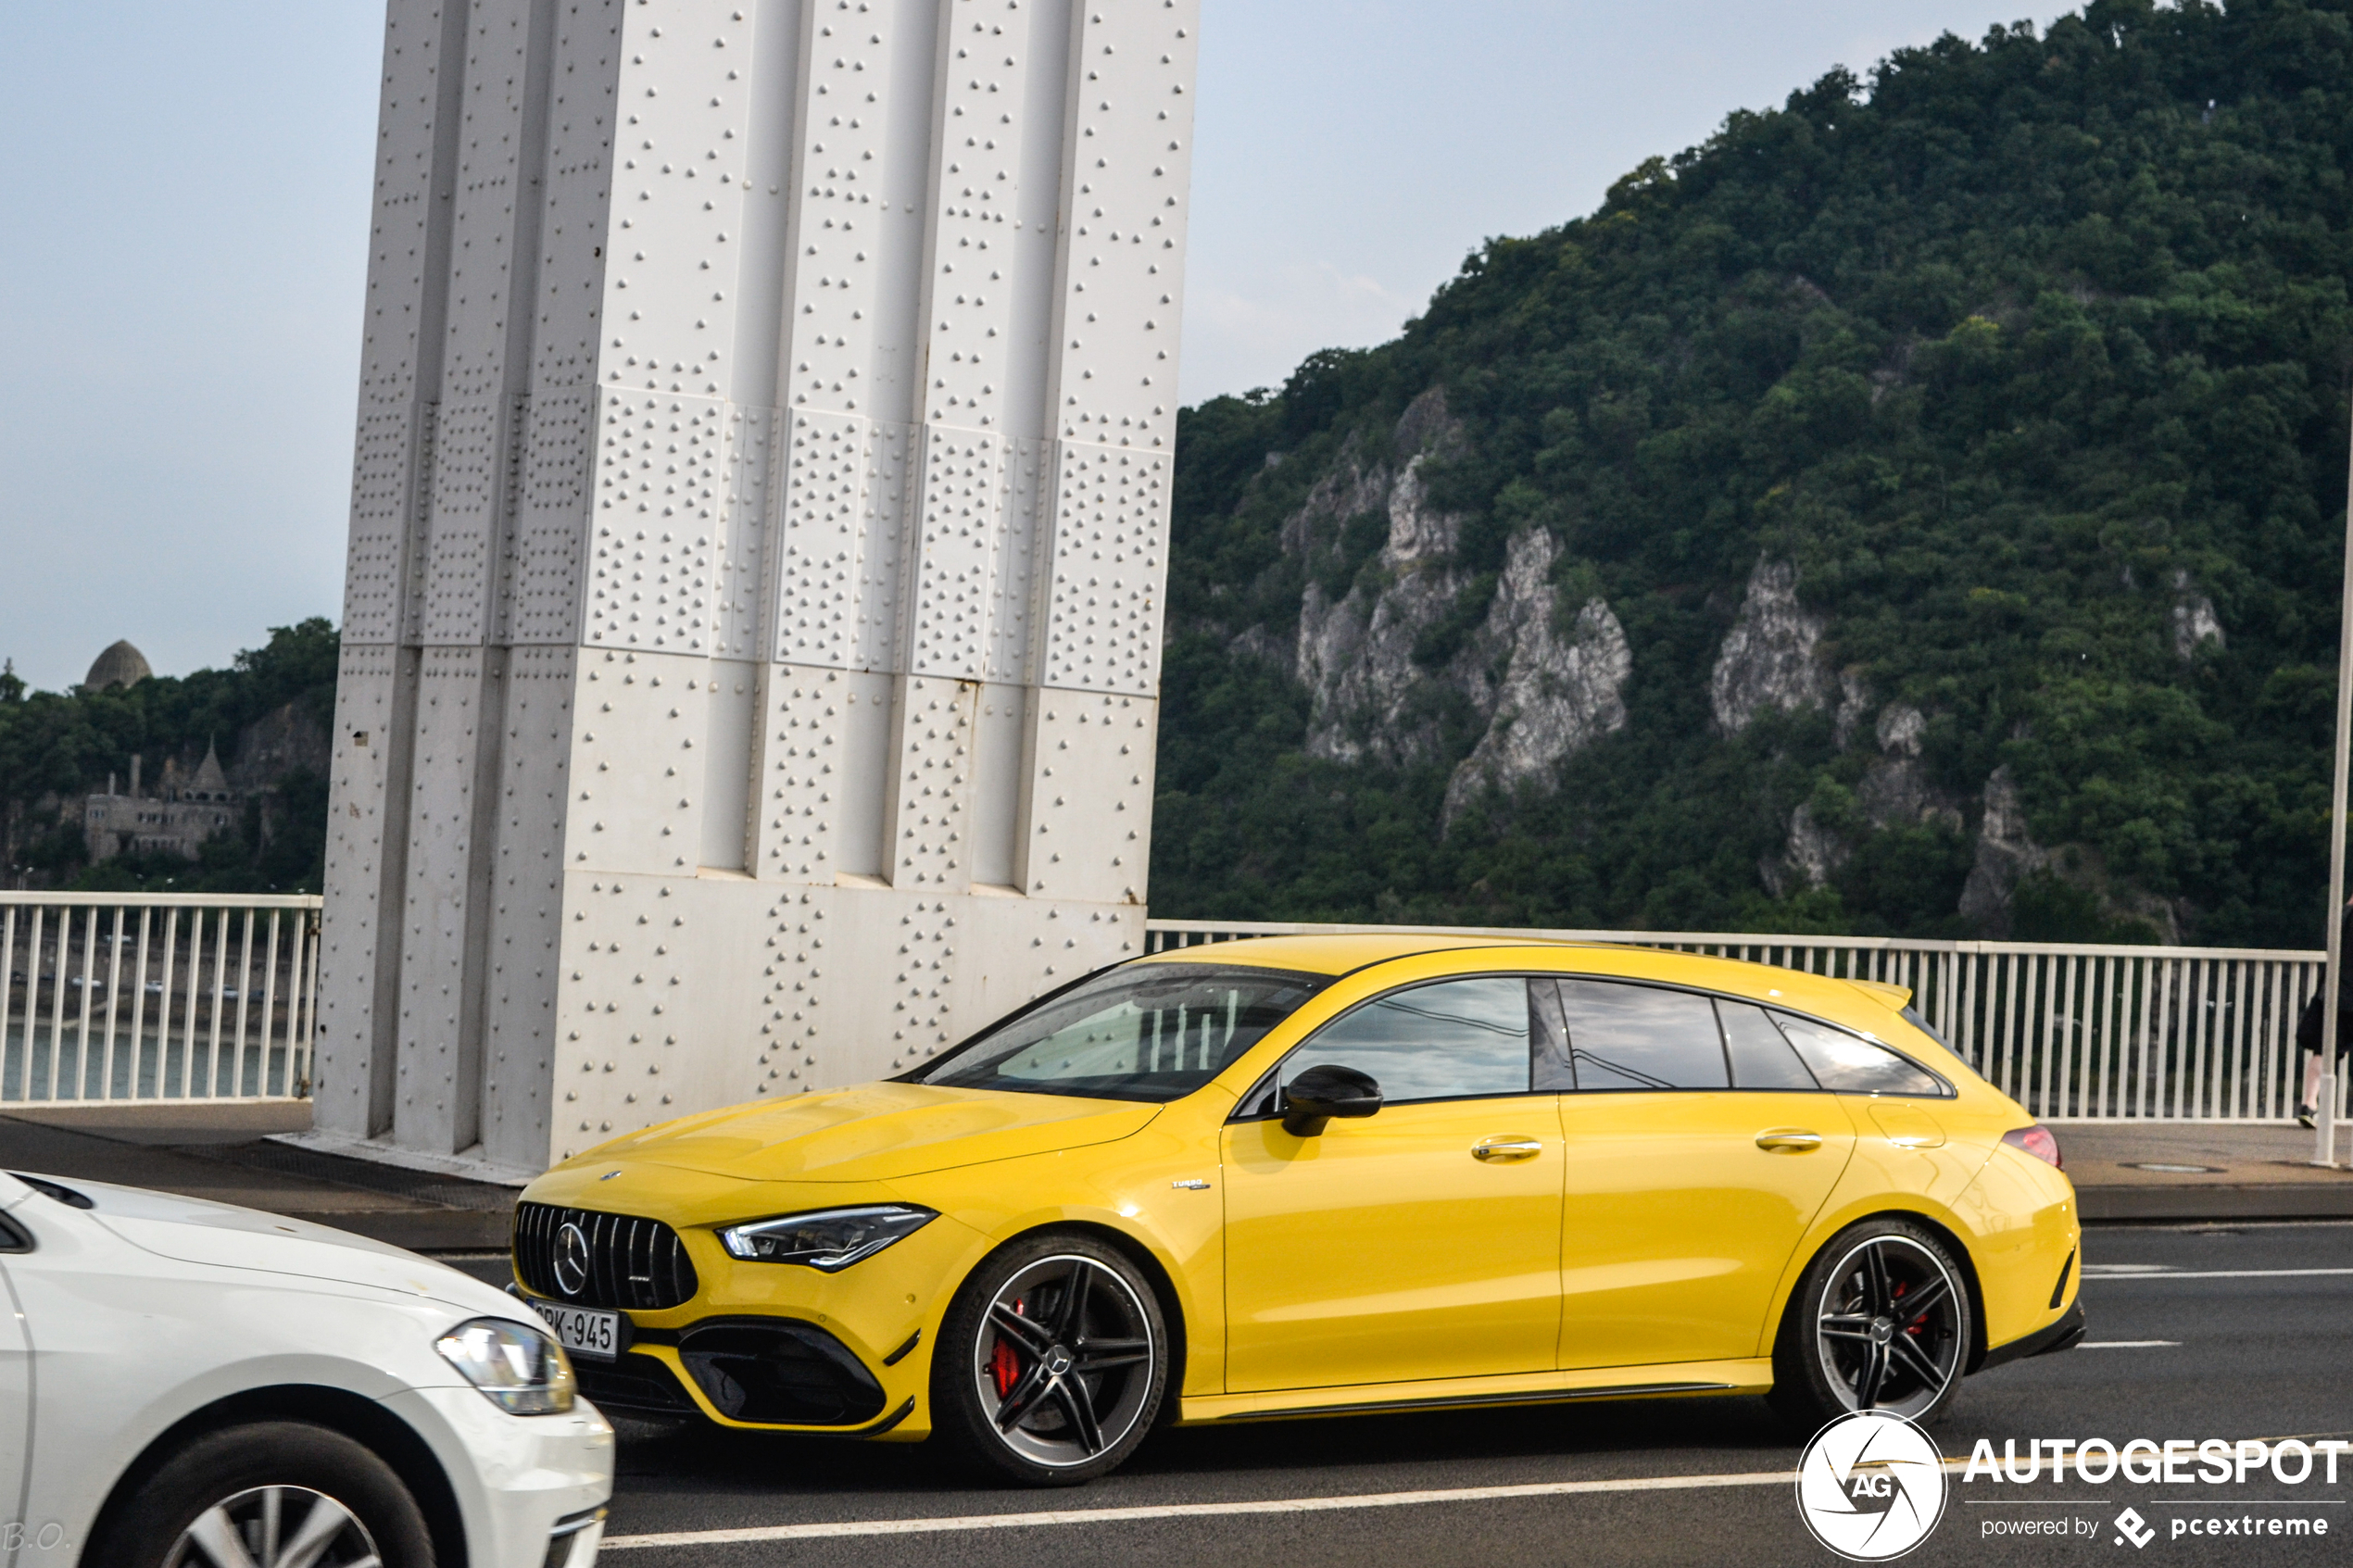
167,1486,381,1568
93,1421,435,1568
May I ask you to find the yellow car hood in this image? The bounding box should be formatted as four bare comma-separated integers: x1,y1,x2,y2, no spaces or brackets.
579,1082,1163,1183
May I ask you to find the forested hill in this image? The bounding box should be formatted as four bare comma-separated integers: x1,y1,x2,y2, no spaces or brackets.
0,621,338,892
1152,0,2353,949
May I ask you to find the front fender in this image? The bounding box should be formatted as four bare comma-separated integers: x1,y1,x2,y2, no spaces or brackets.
378,1386,612,1568
887,1111,1230,1409
34,1312,485,1562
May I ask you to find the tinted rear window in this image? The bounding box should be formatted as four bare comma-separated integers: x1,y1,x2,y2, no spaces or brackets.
1556,979,1728,1091
1772,1013,1948,1098
1717,1000,1819,1090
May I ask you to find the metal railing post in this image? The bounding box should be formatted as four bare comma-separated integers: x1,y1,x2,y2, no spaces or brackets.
2317,1073,2340,1169
0,893,321,1105
1139,917,2334,1123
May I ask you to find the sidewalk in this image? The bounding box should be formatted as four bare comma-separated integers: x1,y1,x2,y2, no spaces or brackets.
0,1102,515,1251
2056,1122,2353,1222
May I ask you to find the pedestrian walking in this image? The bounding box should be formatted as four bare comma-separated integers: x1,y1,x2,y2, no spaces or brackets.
2297,897,2353,1127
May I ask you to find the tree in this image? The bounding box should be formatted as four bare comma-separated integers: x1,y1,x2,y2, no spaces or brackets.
1155,0,2353,947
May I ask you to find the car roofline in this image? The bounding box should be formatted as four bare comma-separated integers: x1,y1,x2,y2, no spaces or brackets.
1134,935,1619,981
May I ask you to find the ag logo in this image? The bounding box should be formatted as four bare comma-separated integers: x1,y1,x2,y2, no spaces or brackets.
1795,1411,1947,1561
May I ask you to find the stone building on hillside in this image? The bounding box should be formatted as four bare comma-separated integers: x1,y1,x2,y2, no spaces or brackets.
82,640,153,691
83,744,241,862
0,639,333,887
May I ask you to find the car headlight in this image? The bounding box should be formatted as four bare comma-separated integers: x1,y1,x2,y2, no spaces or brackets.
434,1317,576,1415
718,1204,937,1271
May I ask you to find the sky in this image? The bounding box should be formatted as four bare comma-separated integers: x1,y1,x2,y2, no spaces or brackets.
0,1,2068,694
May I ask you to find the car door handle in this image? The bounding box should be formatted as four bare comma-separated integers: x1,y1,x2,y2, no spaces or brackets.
1472,1137,1544,1162
1755,1130,1823,1152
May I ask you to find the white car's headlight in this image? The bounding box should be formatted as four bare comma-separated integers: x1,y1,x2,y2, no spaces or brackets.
435,1317,577,1415
718,1204,937,1271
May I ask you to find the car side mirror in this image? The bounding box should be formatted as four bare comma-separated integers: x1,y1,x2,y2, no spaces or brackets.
1281,1064,1383,1137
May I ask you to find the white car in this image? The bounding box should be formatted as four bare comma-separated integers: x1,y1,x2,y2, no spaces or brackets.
0,1169,611,1567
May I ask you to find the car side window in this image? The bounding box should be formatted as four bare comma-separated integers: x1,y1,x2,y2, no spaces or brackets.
1280,976,1534,1105
1717,1000,1820,1090
1553,979,1729,1091
1771,1012,1948,1097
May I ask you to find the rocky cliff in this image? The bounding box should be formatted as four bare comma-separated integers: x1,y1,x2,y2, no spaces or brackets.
1267,392,1634,831
1153,8,2352,947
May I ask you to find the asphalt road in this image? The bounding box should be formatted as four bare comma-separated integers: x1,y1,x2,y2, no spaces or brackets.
554,1223,2353,1567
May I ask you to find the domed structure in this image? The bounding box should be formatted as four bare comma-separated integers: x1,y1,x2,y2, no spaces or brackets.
83,640,152,692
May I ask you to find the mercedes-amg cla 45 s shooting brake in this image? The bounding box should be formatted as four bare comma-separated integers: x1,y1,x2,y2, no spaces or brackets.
514,934,2082,1484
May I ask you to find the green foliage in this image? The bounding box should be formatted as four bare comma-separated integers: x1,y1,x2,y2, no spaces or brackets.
1318,510,1390,602
0,621,339,893
2011,861,2167,944
1155,0,2353,946
1411,571,1499,668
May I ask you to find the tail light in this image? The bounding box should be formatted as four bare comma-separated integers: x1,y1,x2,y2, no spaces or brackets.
2003,1124,2062,1169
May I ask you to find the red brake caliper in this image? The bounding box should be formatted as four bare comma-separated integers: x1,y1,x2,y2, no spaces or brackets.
990,1298,1026,1397
1894,1279,1921,1336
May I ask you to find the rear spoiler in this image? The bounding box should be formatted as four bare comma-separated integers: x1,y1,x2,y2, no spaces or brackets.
1844,978,1914,1009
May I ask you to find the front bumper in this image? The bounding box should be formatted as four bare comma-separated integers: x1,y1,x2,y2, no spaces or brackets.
535,1299,919,1436
508,1183,984,1440
380,1385,613,1568
555,1316,912,1438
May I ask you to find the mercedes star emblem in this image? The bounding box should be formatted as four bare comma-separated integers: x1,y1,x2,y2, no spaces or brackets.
553,1221,592,1298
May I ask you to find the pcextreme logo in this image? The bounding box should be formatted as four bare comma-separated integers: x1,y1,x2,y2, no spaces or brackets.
1796,1411,1950,1561
1962,1436,2340,1546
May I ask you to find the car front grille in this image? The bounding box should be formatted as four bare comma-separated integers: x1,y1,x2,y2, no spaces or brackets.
513,1201,699,1311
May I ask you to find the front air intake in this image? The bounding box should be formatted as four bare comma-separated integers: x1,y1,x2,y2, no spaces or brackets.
513,1202,699,1311
676,1317,887,1425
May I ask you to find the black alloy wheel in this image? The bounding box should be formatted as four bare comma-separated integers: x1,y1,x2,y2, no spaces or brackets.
1771,1218,1972,1431
933,1232,1169,1485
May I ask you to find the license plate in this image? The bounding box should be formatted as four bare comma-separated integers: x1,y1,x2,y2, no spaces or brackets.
532,1301,622,1362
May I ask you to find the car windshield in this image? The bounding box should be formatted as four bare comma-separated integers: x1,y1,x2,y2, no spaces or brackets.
912,963,1329,1102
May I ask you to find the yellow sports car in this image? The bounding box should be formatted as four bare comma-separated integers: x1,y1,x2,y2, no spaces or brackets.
512,935,2082,1484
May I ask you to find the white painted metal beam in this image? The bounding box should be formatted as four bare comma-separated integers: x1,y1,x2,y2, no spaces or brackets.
322,0,1199,1170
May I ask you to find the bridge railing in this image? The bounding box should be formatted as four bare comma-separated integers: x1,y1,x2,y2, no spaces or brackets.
1143,921,2329,1123
0,893,321,1103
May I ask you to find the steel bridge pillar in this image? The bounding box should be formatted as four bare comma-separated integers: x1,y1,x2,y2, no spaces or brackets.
317,0,1199,1170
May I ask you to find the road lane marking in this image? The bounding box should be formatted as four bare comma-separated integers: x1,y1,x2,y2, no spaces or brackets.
2084,1268,2353,1280
601,1437,2353,1550
2078,1340,2179,1348
599,1471,1800,1549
